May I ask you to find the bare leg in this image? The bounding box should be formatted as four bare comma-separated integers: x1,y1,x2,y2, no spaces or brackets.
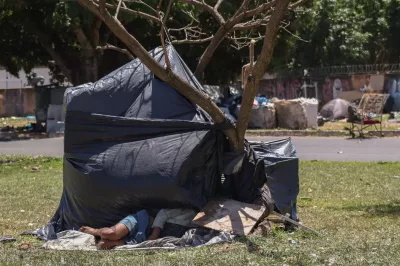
79,226,101,237
80,223,129,240
98,223,129,241
97,239,125,250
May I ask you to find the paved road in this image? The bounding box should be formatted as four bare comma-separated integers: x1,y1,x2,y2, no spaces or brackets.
1,137,399,162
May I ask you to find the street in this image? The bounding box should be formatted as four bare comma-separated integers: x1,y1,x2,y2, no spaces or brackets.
0,136,399,162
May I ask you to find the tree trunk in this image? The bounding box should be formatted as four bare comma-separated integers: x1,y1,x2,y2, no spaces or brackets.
235,0,291,149
74,26,99,84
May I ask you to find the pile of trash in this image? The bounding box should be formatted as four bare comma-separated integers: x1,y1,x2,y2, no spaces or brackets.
215,93,320,130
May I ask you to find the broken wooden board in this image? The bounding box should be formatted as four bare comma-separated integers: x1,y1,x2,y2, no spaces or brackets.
191,198,266,236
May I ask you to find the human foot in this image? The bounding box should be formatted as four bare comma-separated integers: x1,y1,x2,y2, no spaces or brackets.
79,226,101,237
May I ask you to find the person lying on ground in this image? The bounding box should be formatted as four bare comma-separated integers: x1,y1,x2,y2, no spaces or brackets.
80,208,197,249
79,209,153,249
148,208,197,240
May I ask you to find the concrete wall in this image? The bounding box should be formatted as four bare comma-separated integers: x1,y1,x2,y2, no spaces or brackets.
0,88,35,117
258,74,397,105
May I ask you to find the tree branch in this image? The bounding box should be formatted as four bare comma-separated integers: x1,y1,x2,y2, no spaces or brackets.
160,0,174,69
229,31,263,50
101,1,161,23
244,0,276,18
194,0,253,80
99,0,105,14
179,0,225,24
91,17,102,48
74,26,94,51
114,0,123,18
214,0,224,10
281,25,310,43
78,0,239,149
96,44,134,60
34,29,74,84
290,0,309,10
233,16,271,31
124,0,158,15
232,0,305,31
171,36,213,44
236,0,291,149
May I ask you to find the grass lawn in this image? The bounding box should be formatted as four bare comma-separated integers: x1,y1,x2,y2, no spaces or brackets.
1,156,400,265
319,121,399,131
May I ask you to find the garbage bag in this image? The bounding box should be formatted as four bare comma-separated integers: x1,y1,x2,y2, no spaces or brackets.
250,138,299,220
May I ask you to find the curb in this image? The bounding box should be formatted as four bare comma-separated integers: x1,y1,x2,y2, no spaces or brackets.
245,130,400,138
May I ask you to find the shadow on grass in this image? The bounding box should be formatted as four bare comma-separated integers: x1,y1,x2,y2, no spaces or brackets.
329,201,400,216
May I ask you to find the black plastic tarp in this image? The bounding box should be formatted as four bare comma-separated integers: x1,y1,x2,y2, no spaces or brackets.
250,138,299,220
50,46,228,231
38,46,300,237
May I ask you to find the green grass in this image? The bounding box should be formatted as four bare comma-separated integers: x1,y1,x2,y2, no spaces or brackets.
1,156,400,265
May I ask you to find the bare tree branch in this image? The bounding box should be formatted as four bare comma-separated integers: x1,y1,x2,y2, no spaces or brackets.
100,1,161,23
179,0,225,24
114,0,123,18
160,0,174,69
124,0,158,15
233,0,307,31
163,0,173,25
96,44,134,60
244,0,276,18
181,9,199,23
77,0,240,149
169,25,208,42
171,36,213,44
229,31,263,50
167,9,209,44
194,0,253,80
233,16,271,31
281,24,310,43
236,0,291,148
290,0,309,10
214,0,224,10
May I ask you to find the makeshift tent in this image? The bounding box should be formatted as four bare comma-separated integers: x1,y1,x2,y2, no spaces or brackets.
33,46,299,239
55,45,230,231
320,99,350,120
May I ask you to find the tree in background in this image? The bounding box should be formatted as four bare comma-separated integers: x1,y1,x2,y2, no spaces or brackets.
0,0,308,86
273,0,400,73
0,0,139,85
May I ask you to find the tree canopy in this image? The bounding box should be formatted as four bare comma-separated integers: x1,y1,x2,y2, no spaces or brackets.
275,0,400,74
1,0,400,85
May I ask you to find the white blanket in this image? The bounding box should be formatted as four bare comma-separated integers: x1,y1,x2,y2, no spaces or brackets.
43,229,235,251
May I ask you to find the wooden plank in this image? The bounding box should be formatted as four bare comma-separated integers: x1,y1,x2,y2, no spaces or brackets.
192,199,266,236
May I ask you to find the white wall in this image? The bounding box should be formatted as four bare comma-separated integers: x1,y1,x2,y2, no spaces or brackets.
0,67,52,89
